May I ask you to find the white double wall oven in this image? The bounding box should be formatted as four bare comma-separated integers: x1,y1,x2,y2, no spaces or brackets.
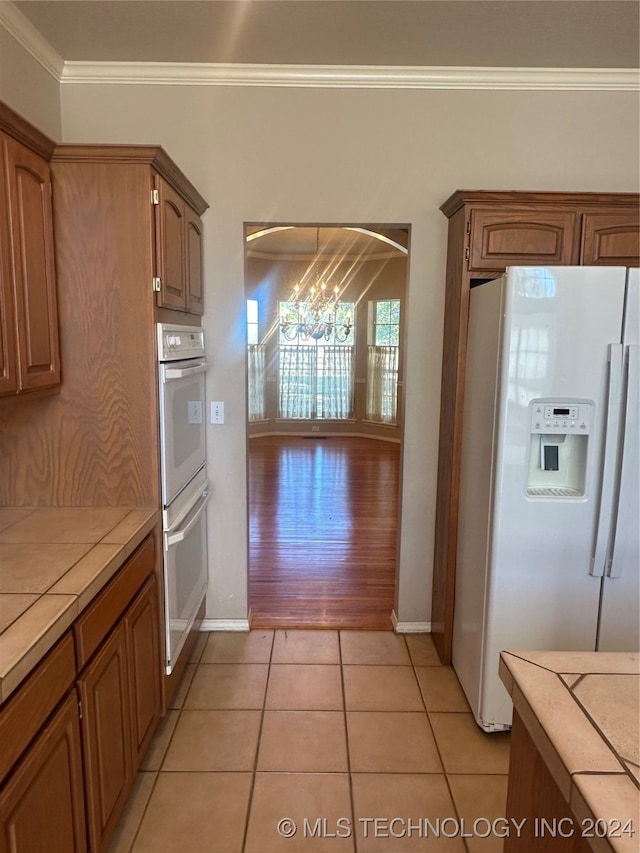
157,323,209,674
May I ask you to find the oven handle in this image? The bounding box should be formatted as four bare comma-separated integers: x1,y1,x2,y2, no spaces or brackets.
164,362,209,380
165,490,209,546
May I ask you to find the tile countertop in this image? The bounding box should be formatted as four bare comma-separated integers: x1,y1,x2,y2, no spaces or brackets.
0,506,159,704
500,650,640,853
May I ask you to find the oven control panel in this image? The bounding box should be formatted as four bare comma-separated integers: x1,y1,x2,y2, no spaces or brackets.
157,323,205,361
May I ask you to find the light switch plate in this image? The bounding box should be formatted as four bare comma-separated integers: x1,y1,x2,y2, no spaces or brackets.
210,401,224,424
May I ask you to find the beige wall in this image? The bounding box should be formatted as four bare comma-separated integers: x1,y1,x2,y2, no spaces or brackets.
56,83,638,625
0,28,61,138
3,30,639,625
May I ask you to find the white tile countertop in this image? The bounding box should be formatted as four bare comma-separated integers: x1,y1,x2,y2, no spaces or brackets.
0,507,158,703
500,650,639,853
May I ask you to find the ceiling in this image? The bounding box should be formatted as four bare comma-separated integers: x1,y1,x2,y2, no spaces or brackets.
13,1,640,69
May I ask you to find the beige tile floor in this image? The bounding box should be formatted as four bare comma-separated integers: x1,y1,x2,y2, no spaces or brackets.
107,630,511,853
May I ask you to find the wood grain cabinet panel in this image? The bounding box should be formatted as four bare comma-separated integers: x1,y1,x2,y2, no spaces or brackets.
0,113,60,399
156,177,187,310
74,534,161,852
469,209,579,270
504,711,592,852
185,205,204,315
0,692,87,853
77,623,132,853
0,142,17,396
580,212,640,265
0,632,76,785
154,175,205,314
126,576,162,769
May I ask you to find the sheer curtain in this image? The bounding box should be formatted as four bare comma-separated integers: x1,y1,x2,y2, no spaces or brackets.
366,345,399,424
248,344,266,421
318,346,355,418
279,346,317,418
279,344,354,419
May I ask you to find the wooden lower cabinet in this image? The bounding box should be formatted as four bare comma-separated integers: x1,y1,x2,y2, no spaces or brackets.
0,692,87,853
126,576,162,770
78,574,162,852
504,711,592,852
0,535,162,853
78,623,133,852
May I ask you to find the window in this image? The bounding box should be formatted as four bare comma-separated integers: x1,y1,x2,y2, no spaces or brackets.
366,299,400,424
278,301,355,420
371,299,400,347
247,299,259,345
246,299,265,421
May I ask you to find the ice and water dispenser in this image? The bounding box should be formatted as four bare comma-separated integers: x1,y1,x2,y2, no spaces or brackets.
527,400,593,497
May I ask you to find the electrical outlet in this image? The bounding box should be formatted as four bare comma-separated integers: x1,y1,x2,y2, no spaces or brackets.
311,425,320,431
210,401,224,424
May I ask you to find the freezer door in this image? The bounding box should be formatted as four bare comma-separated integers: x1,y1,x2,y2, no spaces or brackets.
597,269,640,651
479,266,627,729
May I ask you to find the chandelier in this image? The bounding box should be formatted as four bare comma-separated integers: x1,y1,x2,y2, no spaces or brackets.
279,229,353,343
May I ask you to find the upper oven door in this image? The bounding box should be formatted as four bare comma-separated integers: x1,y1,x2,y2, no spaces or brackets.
158,358,207,506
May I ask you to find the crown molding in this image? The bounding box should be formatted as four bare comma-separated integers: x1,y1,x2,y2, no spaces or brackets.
0,1,64,81
1,2,638,93
61,62,640,91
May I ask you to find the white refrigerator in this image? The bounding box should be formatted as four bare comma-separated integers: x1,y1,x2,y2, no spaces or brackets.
452,266,639,732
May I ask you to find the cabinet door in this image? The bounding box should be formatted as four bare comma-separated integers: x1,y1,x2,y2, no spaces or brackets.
78,622,133,853
581,212,640,266
468,209,579,271
0,693,87,853
155,177,187,310
3,134,60,392
126,575,162,770
185,205,204,315
0,135,17,396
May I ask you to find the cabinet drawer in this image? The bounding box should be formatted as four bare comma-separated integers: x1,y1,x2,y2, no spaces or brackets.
0,632,75,785
74,535,154,669
469,210,579,270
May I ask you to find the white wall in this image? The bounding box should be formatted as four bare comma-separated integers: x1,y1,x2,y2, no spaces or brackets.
4,40,638,627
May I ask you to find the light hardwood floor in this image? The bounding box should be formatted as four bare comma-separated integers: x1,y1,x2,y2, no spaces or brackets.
248,436,400,630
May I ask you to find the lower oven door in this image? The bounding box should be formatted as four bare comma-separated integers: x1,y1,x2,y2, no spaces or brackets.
163,483,209,674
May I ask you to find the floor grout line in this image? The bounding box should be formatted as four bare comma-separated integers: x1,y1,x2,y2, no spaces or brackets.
117,631,509,852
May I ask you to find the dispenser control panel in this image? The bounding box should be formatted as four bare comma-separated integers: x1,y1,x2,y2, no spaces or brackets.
530,400,593,435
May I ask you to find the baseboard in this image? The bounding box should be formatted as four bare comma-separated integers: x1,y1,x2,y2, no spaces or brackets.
199,619,251,632
392,611,431,633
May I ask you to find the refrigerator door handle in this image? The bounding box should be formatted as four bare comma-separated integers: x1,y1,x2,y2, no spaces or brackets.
590,344,623,577
607,345,639,579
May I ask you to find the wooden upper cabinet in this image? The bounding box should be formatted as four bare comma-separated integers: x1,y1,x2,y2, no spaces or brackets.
4,137,60,391
155,176,187,310
580,211,640,266
0,145,18,396
155,175,206,314
468,209,579,271
0,104,60,399
185,205,204,315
